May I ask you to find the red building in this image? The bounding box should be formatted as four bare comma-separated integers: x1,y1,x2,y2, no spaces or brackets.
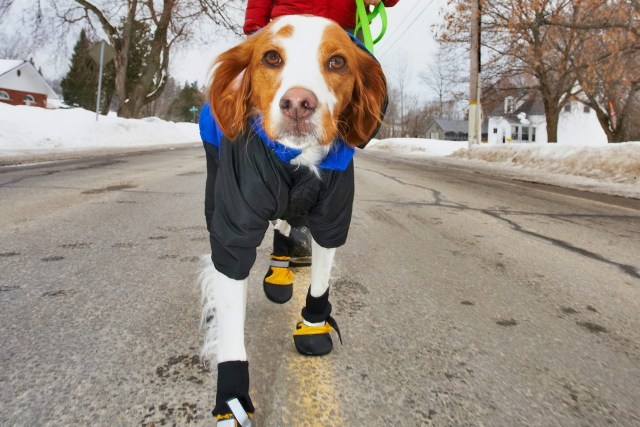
0,60,58,108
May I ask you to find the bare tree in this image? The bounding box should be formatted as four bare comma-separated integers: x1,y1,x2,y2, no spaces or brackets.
420,47,466,118
441,0,639,143
0,34,30,59
0,0,15,16
394,57,409,137
545,0,640,142
441,0,588,142
5,0,241,118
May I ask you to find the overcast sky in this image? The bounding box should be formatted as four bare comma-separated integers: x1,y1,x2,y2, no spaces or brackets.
171,0,449,97
4,0,451,101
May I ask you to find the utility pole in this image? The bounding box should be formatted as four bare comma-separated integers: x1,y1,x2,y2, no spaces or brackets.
468,0,482,148
95,41,105,122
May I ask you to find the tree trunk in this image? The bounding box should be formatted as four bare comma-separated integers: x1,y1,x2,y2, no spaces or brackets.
115,54,133,117
541,94,560,143
114,0,137,118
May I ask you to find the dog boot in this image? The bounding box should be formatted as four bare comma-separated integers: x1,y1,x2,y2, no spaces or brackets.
293,289,342,356
212,361,255,426
293,316,342,356
289,226,312,267
263,255,294,304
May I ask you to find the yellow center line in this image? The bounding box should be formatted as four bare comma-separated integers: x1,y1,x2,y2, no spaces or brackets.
280,267,344,426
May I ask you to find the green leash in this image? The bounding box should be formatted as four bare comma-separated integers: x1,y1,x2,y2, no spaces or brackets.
354,0,387,53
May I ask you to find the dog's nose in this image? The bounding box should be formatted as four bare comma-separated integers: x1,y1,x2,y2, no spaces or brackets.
279,87,317,120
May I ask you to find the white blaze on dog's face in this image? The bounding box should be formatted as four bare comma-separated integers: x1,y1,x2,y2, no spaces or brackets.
209,14,387,152
253,16,353,149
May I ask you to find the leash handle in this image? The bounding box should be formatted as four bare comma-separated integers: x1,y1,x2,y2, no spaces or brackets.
354,0,387,53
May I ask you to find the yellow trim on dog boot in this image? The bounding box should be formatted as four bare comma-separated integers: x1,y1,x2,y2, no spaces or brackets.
263,255,293,304
293,317,342,356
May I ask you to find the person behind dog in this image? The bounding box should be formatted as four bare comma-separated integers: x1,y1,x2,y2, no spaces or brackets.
244,0,399,36
202,0,400,311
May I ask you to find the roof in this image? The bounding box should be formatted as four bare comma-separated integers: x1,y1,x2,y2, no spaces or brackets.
0,59,23,77
433,119,469,133
0,59,58,99
430,118,488,134
490,94,546,118
514,96,545,116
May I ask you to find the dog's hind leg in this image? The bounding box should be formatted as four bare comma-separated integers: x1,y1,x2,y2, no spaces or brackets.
200,262,255,424
309,238,335,298
293,238,342,356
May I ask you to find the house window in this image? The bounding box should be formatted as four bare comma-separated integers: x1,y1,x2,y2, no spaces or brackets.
583,105,590,113
493,128,498,134
23,94,36,105
522,126,529,141
511,125,519,141
564,104,571,112
0,90,9,100
531,127,536,142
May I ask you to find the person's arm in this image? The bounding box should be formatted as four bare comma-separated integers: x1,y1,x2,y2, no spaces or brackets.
243,0,273,35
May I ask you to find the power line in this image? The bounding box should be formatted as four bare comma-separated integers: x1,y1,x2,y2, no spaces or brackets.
389,0,424,33
377,0,437,59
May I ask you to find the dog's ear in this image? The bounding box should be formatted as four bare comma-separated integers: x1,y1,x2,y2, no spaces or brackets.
341,49,387,147
208,37,256,140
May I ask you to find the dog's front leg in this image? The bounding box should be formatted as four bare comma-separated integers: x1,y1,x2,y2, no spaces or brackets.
293,239,341,356
201,265,254,423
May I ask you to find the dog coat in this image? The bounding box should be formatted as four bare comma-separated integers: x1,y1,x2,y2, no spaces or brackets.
200,106,355,280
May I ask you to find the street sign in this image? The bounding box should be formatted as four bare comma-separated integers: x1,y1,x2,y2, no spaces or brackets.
89,40,116,64
189,106,199,123
90,40,116,121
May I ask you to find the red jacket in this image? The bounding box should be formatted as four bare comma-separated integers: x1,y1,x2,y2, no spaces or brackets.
244,0,400,35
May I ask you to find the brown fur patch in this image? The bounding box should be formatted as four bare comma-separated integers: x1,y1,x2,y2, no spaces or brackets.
275,24,294,38
319,25,386,146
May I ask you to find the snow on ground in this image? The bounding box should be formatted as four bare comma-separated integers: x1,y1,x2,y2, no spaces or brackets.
367,138,640,199
0,103,199,160
1,104,638,199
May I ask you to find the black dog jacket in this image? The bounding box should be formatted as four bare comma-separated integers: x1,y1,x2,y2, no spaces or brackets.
207,129,355,280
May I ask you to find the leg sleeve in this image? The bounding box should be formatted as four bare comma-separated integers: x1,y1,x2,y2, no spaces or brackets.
203,142,219,233
209,139,275,280
307,161,355,248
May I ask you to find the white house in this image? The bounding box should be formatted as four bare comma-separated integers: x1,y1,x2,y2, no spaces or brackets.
0,59,58,108
487,95,607,145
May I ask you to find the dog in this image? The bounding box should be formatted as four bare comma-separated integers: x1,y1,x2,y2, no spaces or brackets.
199,15,387,426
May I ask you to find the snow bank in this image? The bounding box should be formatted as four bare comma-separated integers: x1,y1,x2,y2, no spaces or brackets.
366,137,640,198
367,138,467,157
450,143,640,185
0,103,199,158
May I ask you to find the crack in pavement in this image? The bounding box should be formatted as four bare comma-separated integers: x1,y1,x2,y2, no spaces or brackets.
0,160,127,187
358,167,640,280
482,210,640,279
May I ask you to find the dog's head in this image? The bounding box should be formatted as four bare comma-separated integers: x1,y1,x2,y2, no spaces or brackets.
208,15,387,150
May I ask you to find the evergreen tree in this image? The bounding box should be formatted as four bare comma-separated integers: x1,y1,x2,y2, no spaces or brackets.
60,29,115,113
166,82,206,123
60,29,98,110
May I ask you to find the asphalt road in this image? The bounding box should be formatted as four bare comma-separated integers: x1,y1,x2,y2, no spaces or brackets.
1,146,639,426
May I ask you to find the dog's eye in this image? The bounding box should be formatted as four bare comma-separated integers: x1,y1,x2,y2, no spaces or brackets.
328,55,346,71
263,50,282,67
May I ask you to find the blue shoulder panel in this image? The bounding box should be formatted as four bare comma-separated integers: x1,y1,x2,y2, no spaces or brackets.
199,102,223,148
